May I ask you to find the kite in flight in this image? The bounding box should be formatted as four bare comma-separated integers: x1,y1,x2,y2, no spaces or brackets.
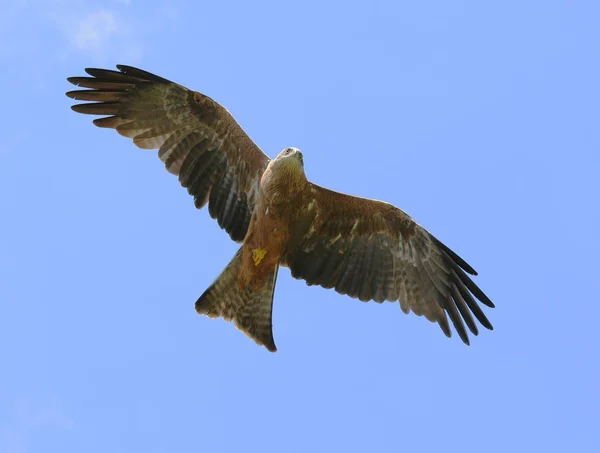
66,65,494,352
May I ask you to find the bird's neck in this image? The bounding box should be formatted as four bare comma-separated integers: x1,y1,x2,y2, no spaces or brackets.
260,164,308,207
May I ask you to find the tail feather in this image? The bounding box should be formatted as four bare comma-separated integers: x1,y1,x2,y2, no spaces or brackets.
195,248,279,352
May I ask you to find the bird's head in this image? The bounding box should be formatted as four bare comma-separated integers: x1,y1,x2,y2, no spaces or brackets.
261,147,307,195
267,147,305,178
275,147,304,167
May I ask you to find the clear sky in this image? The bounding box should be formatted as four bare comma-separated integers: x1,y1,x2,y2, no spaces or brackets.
1,1,599,452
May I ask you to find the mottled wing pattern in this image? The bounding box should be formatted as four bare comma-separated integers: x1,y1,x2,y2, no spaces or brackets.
66,65,271,242
285,184,494,344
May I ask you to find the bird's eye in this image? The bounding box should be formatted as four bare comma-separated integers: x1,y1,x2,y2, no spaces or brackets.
285,148,291,155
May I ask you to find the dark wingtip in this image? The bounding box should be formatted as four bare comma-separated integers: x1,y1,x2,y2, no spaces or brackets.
452,264,495,309
64,90,84,100
116,64,173,83
70,102,119,115
479,297,494,309
438,320,452,338
455,325,470,345
431,234,478,275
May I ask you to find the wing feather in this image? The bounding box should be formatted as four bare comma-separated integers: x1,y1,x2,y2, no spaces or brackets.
66,65,270,243
285,183,494,344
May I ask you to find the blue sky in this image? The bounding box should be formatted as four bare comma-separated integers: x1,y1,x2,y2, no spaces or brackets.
1,0,599,452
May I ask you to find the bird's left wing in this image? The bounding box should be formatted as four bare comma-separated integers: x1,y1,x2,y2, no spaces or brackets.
284,183,494,344
66,65,271,242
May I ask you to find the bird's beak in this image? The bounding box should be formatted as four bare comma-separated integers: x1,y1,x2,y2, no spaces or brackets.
294,149,303,165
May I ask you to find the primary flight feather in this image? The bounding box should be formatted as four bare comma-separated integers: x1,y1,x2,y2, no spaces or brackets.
66,65,494,351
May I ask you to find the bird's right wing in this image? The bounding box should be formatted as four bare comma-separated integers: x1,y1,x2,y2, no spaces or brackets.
67,65,271,242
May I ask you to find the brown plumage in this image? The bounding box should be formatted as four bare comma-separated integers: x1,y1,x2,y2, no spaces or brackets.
66,65,495,352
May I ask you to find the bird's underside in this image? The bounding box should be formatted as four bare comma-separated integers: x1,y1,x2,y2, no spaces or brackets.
66,64,495,352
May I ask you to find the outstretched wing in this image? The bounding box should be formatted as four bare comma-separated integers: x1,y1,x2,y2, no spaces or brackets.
66,65,271,242
284,184,494,344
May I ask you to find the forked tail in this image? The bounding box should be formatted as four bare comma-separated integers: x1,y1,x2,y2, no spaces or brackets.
195,248,279,352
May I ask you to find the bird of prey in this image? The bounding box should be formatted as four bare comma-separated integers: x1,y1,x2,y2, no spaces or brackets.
66,65,494,352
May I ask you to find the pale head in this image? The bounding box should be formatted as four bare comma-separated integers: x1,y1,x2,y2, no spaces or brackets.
261,147,307,199
275,147,304,167
265,146,305,178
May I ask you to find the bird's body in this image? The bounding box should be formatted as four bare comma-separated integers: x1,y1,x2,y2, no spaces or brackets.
67,65,495,351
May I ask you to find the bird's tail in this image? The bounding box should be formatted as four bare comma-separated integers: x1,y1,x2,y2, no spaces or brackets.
195,247,279,352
